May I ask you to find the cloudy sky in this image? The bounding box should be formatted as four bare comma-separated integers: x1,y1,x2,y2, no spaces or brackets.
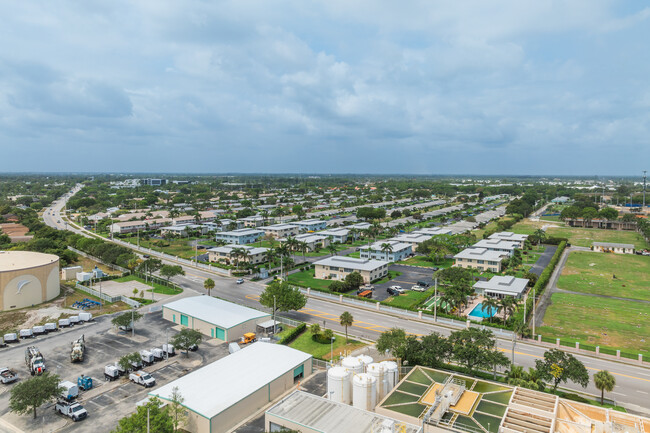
1,1,649,175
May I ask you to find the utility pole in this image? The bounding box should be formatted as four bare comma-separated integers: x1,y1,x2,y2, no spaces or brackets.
532,286,536,338
511,331,516,365
131,308,135,337
273,295,277,335
433,278,438,322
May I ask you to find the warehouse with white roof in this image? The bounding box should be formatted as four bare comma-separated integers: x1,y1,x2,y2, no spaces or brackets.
149,342,313,433
162,295,270,341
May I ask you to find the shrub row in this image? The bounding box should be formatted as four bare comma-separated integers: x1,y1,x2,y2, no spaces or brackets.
279,323,306,345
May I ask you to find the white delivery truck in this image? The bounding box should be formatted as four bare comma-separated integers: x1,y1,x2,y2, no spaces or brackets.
129,371,156,388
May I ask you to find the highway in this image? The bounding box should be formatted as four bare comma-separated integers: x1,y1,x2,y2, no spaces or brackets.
43,186,650,415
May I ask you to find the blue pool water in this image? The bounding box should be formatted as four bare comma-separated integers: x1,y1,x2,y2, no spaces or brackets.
468,303,497,318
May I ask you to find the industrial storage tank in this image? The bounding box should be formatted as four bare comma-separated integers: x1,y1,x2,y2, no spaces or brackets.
367,363,387,401
327,366,352,404
356,354,374,372
380,360,399,392
341,356,363,374
353,373,377,411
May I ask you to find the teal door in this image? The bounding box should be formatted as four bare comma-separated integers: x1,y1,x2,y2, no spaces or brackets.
293,364,304,380
215,327,225,340
172,314,176,323
211,329,214,338
180,315,188,326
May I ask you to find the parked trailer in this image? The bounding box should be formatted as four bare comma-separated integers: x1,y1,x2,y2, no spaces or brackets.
104,365,120,381
140,350,154,366
69,316,80,326
19,329,34,339
0,337,5,347
44,323,58,332
4,333,18,343
78,312,93,322
161,344,175,357
60,381,79,400
151,348,164,361
32,326,46,336
58,319,71,328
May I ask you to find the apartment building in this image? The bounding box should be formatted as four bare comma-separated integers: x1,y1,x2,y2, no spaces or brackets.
453,248,509,272
359,240,412,262
261,223,300,239
292,219,328,232
473,275,529,299
390,233,433,251
215,228,265,245
240,216,267,228
473,239,520,256
109,218,172,234
318,227,354,243
314,256,389,283
412,227,453,236
282,233,330,252
208,245,268,266
487,231,528,248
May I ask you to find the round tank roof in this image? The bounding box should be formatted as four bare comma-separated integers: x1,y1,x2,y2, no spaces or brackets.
0,251,60,273
353,373,377,385
341,356,362,368
327,366,351,379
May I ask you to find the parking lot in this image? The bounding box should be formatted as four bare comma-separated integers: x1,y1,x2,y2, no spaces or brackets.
0,311,230,433
371,264,436,301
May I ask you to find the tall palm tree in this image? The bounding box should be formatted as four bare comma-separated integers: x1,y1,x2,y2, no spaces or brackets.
380,242,393,261
231,247,245,270
266,246,276,271
594,370,616,405
285,236,299,254
204,278,215,297
327,244,338,257
371,221,382,241
339,311,354,343
499,296,517,322
298,241,308,264
260,210,269,225
482,297,499,323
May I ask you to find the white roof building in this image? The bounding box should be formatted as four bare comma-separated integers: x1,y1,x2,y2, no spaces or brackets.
149,343,313,433
313,256,388,272
412,227,453,236
488,231,529,247
473,276,529,299
473,239,520,255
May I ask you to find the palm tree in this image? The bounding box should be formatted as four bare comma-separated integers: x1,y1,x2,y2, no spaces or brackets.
482,297,499,323
594,370,616,405
298,241,308,264
380,243,393,261
499,297,517,322
285,236,299,254
327,244,338,257
339,311,354,343
239,249,250,269
260,210,269,225
371,221,382,241
440,291,459,316
231,247,245,270
204,278,215,297
533,228,547,247
266,246,276,271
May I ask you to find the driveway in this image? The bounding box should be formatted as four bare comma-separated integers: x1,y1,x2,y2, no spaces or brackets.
529,245,557,276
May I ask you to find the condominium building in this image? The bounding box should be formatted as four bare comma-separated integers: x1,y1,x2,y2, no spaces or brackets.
359,240,412,262
412,227,453,236
453,248,509,272
314,256,389,283
207,245,268,266
473,276,529,299
261,223,300,239
292,219,328,232
487,231,528,248
390,233,433,251
472,239,520,256
215,228,265,245
318,227,354,244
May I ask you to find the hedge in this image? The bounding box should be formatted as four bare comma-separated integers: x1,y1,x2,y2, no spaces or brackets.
279,323,306,345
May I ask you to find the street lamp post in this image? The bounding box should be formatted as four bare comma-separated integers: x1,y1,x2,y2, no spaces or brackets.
330,336,335,367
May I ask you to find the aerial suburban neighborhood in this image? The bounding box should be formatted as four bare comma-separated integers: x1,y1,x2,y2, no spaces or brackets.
2,2,650,433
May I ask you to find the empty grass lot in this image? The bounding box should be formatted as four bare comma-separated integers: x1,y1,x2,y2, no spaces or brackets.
384,289,434,309
114,275,183,295
538,292,650,355
287,268,334,291
288,331,366,360
558,251,650,301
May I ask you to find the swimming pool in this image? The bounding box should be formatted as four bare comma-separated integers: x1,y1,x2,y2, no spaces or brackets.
468,303,497,318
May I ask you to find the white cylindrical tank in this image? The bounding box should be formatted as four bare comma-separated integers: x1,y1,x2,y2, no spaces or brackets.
380,360,399,392
341,356,363,374
353,373,377,411
367,363,387,401
356,354,374,372
327,367,352,404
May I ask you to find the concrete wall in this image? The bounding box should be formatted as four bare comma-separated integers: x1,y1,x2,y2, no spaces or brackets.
0,258,60,311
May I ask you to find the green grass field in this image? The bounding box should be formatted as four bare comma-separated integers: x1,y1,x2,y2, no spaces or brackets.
288,331,366,360
558,251,650,301
384,289,434,309
122,237,203,259
287,269,333,290
538,292,650,355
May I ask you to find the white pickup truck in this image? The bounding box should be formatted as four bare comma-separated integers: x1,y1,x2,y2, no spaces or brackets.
55,399,87,422
0,368,17,384
129,371,155,388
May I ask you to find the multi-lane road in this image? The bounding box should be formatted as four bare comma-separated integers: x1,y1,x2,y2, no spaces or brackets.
43,186,650,415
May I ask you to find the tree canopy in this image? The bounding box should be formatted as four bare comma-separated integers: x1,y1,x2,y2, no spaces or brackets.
10,372,62,419
170,328,203,356
259,280,307,313
535,349,589,391
112,396,174,433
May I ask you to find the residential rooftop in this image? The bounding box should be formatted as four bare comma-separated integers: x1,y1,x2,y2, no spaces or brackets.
313,256,389,271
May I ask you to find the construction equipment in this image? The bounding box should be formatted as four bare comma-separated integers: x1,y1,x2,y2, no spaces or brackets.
240,333,257,345
70,335,85,362
77,375,93,391
25,346,45,375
